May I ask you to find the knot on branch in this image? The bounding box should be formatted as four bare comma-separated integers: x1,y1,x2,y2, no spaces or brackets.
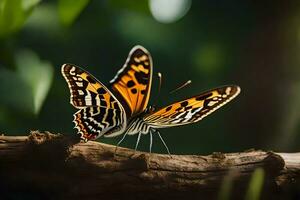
263,152,285,175
28,130,63,144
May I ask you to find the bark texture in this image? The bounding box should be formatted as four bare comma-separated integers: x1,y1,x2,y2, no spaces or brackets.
0,131,299,200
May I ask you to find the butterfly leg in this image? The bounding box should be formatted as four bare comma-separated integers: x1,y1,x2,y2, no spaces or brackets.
114,132,129,156
149,130,153,153
156,130,172,157
147,129,155,161
134,132,142,152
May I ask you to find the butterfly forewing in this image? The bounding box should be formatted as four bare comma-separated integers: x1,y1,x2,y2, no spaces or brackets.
62,64,117,109
61,64,127,140
144,85,240,128
110,45,153,117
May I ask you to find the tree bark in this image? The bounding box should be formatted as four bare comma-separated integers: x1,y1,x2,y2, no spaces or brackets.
0,131,299,200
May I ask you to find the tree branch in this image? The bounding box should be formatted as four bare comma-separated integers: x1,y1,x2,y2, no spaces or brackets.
0,131,299,199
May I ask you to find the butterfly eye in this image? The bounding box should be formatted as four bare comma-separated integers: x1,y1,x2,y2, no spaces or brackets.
150,105,156,112
146,105,156,113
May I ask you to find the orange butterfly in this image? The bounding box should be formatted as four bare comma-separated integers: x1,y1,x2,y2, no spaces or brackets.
62,46,240,154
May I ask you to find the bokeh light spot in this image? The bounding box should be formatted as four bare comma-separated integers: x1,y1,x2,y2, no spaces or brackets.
149,0,191,23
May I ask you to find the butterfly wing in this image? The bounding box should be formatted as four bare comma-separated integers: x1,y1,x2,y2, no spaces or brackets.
73,107,124,141
144,85,240,128
61,64,127,140
109,45,153,117
62,63,116,109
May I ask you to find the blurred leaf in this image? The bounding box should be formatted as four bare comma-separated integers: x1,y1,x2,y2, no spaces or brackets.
24,4,60,36
22,0,40,11
245,168,265,200
0,0,41,38
58,0,90,27
0,67,33,113
0,0,24,37
16,50,54,114
0,50,53,115
218,171,236,200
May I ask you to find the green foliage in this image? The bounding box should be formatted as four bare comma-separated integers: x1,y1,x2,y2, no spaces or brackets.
218,172,235,200
0,0,41,38
58,0,90,27
245,168,265,200
0,66,32,113
0,50,53,115
16,50,54,114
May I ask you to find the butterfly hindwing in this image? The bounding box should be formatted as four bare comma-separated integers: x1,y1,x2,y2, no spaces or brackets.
110,45,153,117
144,85,240,127
61,64,127,140
73,106,124,141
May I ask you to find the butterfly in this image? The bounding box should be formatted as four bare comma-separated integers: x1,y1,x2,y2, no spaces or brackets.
61,45,241,154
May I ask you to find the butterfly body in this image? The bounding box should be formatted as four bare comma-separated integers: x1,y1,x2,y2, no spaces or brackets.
62,45,240,153
124,117,153,136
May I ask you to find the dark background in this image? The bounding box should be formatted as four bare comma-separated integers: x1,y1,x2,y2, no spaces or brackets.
1,0,300,155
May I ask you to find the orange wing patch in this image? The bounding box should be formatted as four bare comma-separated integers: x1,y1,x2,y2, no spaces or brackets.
144,86,240,127
110,46,153,117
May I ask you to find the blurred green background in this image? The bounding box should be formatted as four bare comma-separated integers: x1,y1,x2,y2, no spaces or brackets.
1,0,300,155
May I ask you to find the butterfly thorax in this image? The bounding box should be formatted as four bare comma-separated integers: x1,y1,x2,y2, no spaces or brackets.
124,106,157,136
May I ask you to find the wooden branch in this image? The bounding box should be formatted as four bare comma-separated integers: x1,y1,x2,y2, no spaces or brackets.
0,131,299,199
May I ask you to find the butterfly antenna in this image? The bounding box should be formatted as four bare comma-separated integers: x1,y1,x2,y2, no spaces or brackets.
157,72,162,96
154,72,163,106
169,80,192,94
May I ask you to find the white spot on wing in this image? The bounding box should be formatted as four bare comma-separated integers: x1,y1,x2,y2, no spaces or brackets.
78,90,84,95
225,87,231,95
70,67,76,75
76,82,83,87
208,101,217,107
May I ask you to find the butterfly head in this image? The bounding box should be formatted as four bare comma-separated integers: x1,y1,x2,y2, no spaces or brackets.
146,105,156,114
